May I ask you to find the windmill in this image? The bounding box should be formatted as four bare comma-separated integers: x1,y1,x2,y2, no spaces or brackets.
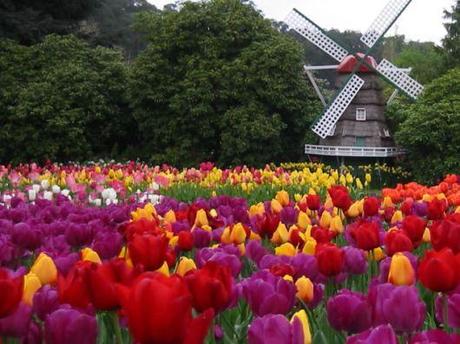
284,0,424,160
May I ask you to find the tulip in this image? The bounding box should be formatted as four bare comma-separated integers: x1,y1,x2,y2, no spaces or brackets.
128,234,169,271
120,272,214,344
0,302,32,338
348,220,381,251
248,314,304,344
0,268,23,318
401,215,426,245
275,243,297,257
387,253,415,286
81,247,102,264
302,237,317,255
176,257,197,276
384,229,413,256
328,185,352,211
435,291,460,328
58,261,91,309
45,308,98,344
276,190,290,207
316,244,344,277
306,195,321,211
390,210,403,224
346,324,397,344
295,276,314,303
297,212,310,230
327,289,372,334
185,262,233,313
418,248,460,293
291,310,311,344
30,252,58,285
343,246,368,275
330,215,344,233
241,270,296,317
178,230,194,251
319,210,332,228
23,273,42,306
410,330,460,344
32,285,60,321
363,197,380,217
430,215,460,253
427,198,447,220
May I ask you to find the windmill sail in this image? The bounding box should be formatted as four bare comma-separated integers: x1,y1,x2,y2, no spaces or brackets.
285,9,349,62
361,0,413,48
312,75,365,139
377,59,424,99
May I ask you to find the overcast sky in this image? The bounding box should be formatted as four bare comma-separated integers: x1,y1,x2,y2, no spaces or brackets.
147,0,455,44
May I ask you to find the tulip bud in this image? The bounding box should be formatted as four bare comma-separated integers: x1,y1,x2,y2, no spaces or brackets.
155,261,170,277
422,228,431,243
194,209,208,227
81,248,102,264
347,202,361,218
275,243,297,257
388,253,415,286
291,310,312,344
30,253,57,285
164,210,176,223
330,215,343,233
272,223,289,245
297,211,311,230
271,199,283,213
176,257,197,276
275,190,290,207
249,203,265,217
23,273,42,306
383,196,394,208
319,211,331,228
391,210,403,224
302,237,317,255
295,276,314,303
230,223,247,244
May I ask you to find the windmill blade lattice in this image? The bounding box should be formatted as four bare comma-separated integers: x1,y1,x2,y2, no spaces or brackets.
361,0,412,48
312,75,365,139
377,59,424,99
285,9,349,62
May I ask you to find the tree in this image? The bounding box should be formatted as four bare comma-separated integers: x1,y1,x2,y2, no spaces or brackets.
395,68,460,183
0,35,135,163
129,0,320,167
443,0,460,68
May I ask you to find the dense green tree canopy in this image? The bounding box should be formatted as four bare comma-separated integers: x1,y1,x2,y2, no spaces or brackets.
443,0,460,68
130,0,320,167
0,35,135,163
395,68,460,183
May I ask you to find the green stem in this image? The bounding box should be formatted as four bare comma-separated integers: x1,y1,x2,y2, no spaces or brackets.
110,312,123,344
443,294,450,333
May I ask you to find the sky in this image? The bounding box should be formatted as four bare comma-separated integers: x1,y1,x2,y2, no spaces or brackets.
147,0,455,44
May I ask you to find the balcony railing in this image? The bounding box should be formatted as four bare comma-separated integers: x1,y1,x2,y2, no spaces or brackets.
305,144,407,157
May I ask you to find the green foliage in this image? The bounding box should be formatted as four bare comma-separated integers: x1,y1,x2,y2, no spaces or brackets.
443,0,460,68
0,35,135,163
395,68,460,183
129,0,320,167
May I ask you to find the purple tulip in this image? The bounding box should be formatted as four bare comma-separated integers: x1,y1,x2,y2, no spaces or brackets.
343,246,368,275
280,206,298,227
33,285,60,321
291,254,322,283
368,283,425,334
45,308,98,344
192,228,211,248
435,292,460,328
91,231,123,260
327,289,372,334
248,314,303,344
54,253,80,275
11,222,41,250
241,270,296,317
0,302,32,338
410,330,460,344
246,240,269,266
346,325,398,344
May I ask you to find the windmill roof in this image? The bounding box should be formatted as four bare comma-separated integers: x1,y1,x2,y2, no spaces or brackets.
337,53,378,74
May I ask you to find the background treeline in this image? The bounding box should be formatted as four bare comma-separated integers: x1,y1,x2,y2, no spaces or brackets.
0,0,459,182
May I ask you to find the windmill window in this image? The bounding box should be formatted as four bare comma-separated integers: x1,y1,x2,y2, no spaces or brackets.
355,137,365,147
356,108,367,121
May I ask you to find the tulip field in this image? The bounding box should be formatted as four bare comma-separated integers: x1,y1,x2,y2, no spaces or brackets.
1,162,460,343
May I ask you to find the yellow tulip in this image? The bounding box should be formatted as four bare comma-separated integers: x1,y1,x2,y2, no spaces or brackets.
372,247,386,261
330,215,344,233
272,223,289,245
118,246,133,268
230,223,247,244
209,209,218,218
164,209,176,223
456,206,460,214
276,190,290,206
271,199,283,213
249,203,265,217
295,276,314,303
30,252,57,285
275,243,297,257
81,247,101,264
23,273,42,306
302,237,317,255
297,211,311,230
194,209,209,227
347,202,361,218
383,196,394,208
356,178,363,190
291,310,312,344
156,261,170,277
324,197,334,209
283,274,294,283
422,228,431,243
391,210,403,224
319,210,331,228
388,253,415,286
422,194,433,202
365,173,372,183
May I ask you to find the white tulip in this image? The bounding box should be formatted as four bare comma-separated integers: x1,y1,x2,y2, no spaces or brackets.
28,189,36,201
41,180,50,190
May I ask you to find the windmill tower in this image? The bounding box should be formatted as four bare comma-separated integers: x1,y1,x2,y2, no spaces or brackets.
285,0,424,161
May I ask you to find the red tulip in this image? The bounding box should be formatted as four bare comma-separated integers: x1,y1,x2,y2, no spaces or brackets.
312,226,335,244
349,220,381,251
120,272,214,344
86,259,134,311
269,263,296,278
128,234,169,271
306,195,321,211
384,230,413,256
255,212,280,239
427,199,447,220
185,262,233,313
328,186,352,211
430,214,460,253
178,231,194,251
121,218,161,240
363,197,380,217
0,269,23,318
58,261,92,309
418,248,460,293
316,244,344,277
402,215,427,245
400,200,413,216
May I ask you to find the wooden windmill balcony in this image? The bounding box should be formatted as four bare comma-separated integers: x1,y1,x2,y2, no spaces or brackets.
305,144,407,157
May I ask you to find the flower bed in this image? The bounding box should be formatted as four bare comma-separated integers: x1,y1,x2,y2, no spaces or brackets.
0,165,460,343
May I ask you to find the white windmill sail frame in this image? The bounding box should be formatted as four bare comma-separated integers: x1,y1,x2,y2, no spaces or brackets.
285,10,349,62
377,59,424,99
312,75,365,139
361,0,412,48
